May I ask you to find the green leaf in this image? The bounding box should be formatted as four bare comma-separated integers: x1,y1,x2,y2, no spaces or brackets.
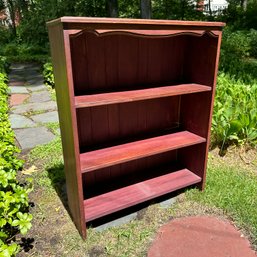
227,120,243,136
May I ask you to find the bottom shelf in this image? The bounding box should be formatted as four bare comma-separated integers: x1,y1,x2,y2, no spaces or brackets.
84,169,201,222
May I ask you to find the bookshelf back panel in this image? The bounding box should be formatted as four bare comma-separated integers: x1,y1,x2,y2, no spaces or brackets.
82,150,178,198
70,31,186,95
76,96,180,151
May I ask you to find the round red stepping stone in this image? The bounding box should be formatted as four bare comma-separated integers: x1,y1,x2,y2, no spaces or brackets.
10,94,29,106
148,216,256,257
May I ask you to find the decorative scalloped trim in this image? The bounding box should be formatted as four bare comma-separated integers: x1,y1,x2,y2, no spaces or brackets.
69,29,219,38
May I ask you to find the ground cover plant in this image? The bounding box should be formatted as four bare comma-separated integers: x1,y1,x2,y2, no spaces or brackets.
0,65,32,256
212,73,257,154
19,136,257,256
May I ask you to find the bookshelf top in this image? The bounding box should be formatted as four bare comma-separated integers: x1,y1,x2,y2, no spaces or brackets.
47,16,225,30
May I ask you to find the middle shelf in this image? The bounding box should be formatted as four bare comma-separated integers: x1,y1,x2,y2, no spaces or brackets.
74,83,211,108
80,131,206,173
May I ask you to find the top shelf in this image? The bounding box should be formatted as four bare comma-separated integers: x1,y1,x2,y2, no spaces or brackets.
75,83,211,108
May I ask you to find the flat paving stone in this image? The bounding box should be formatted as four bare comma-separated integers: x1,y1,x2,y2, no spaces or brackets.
8,81,26,87
9,114,36,129
28,90,51,103
11,101,57,114
9,86,29,94
26,79,44,87
159,197,176,209
31,111,59,123
14,127,55,150
25,73,43,80
95,212,137,232
9,94,30,106
148,216,257,257
26,84,47,92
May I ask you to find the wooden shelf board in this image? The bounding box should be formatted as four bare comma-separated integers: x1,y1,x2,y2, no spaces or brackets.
80,131,206,173
84,168,201,222
75,84,211,108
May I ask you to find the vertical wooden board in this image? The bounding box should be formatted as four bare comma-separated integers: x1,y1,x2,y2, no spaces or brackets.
76,108,93,150
180,92,212,138
145,150,177,174
109,164,121,181
48,26,86,238
70,33,89,95
146,97,180,132
94,167,111,192
91,105,109,146
147,38,162,84
119,102,139,138
167,36,186,83
82,171,95,197
86,32,106,92
178,143,206,189
184,34,218,86
104,35,119,90
118,35,139,88
137,38,149,86
107,104,120,141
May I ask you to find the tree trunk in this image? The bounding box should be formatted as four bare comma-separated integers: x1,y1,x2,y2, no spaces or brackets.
140,0,151,19
6,0,16,36
208,0,212,17
106,0,118,17
243,0,247,10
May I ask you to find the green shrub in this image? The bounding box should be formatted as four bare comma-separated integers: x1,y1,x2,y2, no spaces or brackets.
0,27,12,48
3,43,19,57
221,29,251,58
0,56,9,74
249,29,257,58
212,73,257,153
0,72,33,256
3,42,48,63
43,62,54,87
219,28,257,83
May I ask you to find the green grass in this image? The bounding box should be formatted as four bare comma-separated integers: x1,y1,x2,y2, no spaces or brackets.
186,156,257,246
27,135,257,255
44,122,60,135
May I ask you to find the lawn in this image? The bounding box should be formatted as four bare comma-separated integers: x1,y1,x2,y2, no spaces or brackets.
16,134,257,256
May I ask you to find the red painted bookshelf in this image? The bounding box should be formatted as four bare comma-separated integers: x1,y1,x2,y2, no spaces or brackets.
47,17,224,239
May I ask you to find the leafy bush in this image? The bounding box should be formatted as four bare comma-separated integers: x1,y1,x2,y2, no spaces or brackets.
212,73,257,154
43,62,54,87
0,56,9,74
249,29,257,58
0,72,33,256
220,28,257,83
2,43,48,63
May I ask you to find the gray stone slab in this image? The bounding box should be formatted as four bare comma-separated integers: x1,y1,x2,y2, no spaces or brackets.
28,90,51,103
94,212,137,232
14,127,55,150
26,79,44,87
25,73,43,81
11,101,57,114
31,111,59,124
10,63,40,71
159,197,177,209
9,114,36,129
26,84,47,92
9,86,29,94
8,74,25,81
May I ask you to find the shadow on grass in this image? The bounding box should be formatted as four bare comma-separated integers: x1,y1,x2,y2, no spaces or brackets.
46,162,69,210
46,162,201,230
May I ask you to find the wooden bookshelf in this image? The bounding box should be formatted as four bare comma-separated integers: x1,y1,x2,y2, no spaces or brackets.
47,17,224,239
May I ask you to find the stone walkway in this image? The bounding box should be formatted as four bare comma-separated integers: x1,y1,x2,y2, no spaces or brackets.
148,216,257,257
8,63,59,152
